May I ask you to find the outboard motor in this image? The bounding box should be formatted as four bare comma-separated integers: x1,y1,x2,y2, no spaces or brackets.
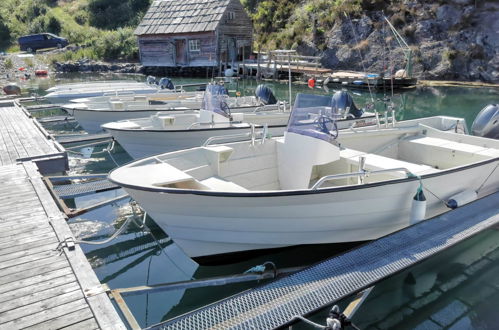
3,84,21,95
331,91,363,118
205,83,228,96
158,77,175,90
255,84,277,105
471,104,499,139
146,75,157,85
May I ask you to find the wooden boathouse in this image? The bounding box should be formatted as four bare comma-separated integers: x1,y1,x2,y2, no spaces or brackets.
135,0,253,71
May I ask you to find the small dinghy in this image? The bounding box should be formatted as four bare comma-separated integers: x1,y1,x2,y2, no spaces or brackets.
103,89,375,159
109,93,499,258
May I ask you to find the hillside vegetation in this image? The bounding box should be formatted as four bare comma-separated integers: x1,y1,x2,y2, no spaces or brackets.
243,0,498,82
0,0,151,60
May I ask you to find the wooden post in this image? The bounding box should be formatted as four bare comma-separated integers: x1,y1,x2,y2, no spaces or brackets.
242,45,246,78
273,51,277,81
288,53,292,107
257,47,261,80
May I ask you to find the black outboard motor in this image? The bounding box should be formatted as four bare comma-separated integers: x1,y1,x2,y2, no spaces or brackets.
471,104,499,139
331,91,363,118
255,84,277,105
158,77,175,90
205,83,228,95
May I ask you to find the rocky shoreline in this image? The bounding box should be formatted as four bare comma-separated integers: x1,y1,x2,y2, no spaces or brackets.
53,59,142,74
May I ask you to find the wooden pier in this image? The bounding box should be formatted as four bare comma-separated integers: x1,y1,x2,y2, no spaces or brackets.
0,101,125,329
238,50,332,79
0,100,67,175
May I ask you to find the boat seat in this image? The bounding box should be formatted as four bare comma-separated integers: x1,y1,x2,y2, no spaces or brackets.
399,136,499,169
200,176,248,192
340,148,439,177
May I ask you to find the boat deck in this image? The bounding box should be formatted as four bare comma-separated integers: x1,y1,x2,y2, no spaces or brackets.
0,101,67,174
152,191,499,330
0,162,125,329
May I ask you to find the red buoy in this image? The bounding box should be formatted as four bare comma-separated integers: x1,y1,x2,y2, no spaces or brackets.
308,78,316,88
35,69,48,76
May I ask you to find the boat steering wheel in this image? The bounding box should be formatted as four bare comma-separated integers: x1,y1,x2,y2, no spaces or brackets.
315,115,338,139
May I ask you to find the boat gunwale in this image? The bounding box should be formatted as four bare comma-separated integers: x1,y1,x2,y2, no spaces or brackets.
101,115,377,133
108,155,499,198
62,104,259,113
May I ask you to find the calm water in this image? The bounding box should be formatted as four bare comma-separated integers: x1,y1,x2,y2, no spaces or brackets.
28,73,499,329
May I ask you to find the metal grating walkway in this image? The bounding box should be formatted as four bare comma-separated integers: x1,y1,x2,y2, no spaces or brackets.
52,178,119,199
151,192,499,330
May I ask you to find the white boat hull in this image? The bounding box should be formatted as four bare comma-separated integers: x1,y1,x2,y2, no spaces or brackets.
121,161,499,257
106,126,287,159
105,116,376,159
68,105,284,134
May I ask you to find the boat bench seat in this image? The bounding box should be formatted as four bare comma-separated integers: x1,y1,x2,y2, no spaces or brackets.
399,136,499,169
200,176,248,192
340,148,439,177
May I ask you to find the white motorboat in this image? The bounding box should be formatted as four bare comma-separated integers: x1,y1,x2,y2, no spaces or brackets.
103,91,377,159
109,93,499,258
64,84,288,134
45,77,181,103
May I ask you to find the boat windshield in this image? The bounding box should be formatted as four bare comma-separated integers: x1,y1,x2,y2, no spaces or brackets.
286,93,341,143
201,84,231,118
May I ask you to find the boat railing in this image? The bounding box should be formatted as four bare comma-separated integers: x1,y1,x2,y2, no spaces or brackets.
311,167,413,190
203,124,268,147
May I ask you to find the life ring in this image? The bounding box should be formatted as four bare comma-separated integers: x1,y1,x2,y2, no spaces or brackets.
308,78,316,88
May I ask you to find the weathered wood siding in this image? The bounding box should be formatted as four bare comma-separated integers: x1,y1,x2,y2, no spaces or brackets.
218,0,253,61
138,32,217,67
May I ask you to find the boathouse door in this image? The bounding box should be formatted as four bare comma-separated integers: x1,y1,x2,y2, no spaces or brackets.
175,39,187,66
228,38,237,64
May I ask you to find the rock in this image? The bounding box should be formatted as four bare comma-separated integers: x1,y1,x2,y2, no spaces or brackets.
436,5,462,30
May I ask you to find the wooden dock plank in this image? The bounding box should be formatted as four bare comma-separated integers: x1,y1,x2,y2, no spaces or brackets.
58,316,100,330
24,308,97,330
0,102,67,174
0,237,59,257
0,241,58,263
0,266,72,292
0,273,76,304
0,260,70,286
0,282,81,314
0,161,124,329
0,298,89,329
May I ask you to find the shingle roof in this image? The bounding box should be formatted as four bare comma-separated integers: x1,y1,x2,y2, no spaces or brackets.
135,0,231,35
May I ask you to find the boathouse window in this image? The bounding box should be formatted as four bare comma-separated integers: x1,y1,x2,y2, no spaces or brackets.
227,11,235,20
189,39,201,52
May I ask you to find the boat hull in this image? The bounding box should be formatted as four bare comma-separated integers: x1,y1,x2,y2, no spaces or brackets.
106,126,287,159
120,161,499,257
105,116,376,158
68,105,268,134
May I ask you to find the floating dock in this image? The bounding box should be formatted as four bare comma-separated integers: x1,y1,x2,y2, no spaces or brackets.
325,70,417,89
0,100,67,174
0,100,125,329
151,192,499,330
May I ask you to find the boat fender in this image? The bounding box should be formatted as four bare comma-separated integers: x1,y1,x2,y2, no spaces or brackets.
308,78,316,88
410,183,426,224
447,189,477,209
